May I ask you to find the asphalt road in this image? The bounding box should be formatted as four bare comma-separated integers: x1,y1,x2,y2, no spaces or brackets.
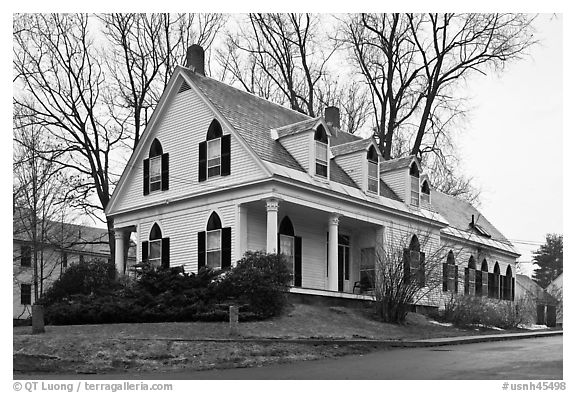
17,336,562,380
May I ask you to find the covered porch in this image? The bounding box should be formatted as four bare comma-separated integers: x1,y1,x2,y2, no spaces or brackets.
237,198,385,296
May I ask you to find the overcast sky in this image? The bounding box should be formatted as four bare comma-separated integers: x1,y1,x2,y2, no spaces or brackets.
454,14,562,274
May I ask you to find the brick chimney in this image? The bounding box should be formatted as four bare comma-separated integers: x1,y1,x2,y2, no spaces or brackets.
324,106,340,129
186,44,205,76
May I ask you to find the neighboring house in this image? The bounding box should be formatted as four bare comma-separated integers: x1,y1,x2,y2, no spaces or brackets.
516,274,558,327
106,45,520,311
13,209,135,319
546,273,563,326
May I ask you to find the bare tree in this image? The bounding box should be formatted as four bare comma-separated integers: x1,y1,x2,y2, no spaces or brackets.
13,108,69,303
366,229,467,323
221,13,338,116
339,13,536,203
98,13,226,147
316,78,372,134
13,14,123,261
341,13,536,159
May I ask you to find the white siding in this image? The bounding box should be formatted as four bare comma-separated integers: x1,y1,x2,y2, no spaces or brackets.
381,168,408,203
112,84,267,213
335,152,364,189
278,132,313,173
138,203,237,273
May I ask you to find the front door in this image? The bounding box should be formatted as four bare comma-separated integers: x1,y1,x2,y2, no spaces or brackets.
338,235,350,292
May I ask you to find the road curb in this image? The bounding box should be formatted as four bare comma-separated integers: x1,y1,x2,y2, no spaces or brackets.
115,330,562,349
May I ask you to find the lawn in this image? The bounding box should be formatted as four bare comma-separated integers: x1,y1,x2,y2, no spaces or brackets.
13,303,517,375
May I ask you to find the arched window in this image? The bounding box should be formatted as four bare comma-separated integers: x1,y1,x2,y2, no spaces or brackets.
197,212,232,271
142,223,170,268
206,119,223,140
465,256,476,296
443,250,458,293
206,212,222,269
404,235,425,287
144,138,168,194
421,180,430,204
199,119,231,181
491,262,501,299
503,265,514,301
148,223,162,266
367,146,379,194
410,162,420,207
476,259,489,297
314,125,328,178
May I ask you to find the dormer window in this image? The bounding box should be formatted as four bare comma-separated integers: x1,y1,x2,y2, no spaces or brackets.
421,180,430,204
409,162,419,207
314,125,328,178
199,119,231,182
143,138,169,195
367,146,379,194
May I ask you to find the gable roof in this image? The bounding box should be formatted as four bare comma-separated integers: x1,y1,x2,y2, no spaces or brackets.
183,69,362,189
273,117,325,139
431,189,514,248
331,138,373,157
183,69,308,172
380,155,418,173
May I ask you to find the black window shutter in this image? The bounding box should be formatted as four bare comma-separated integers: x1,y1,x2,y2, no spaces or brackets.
143,158,150,195
161,237,170,268
482,271,489,297
221,134,231,176
197,231,206,270
511,277,515,301
294,236,302,287
454,265,458,293
161,153,169,190
222,227,232,269
142,241,149,262
442,262,448,292
418,251,426,287
464,267,469,295
403,249,410,284
277,234,281,255
198,141,207,182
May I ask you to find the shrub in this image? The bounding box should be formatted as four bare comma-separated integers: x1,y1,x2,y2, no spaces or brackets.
442,294,531,329
40,258,117,305
218,251,292,318
43,253,293,325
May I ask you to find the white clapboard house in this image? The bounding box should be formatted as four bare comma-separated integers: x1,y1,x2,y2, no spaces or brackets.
106,45,520,310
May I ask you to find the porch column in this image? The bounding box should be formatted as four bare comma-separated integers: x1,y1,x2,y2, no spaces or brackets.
266,198,279,253
328,214,340,291
114,229,126,276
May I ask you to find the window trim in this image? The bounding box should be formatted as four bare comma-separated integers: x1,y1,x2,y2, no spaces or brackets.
149,155,162,192
315,140,328,178
207,137,222,178
206,228,222,269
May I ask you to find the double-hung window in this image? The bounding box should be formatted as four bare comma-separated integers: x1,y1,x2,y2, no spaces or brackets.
367,146,379,194
314,125,329,178
206,229,222,269
315,141,328,178
149,155,161,192
409,162,420,207
207,138,221,178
